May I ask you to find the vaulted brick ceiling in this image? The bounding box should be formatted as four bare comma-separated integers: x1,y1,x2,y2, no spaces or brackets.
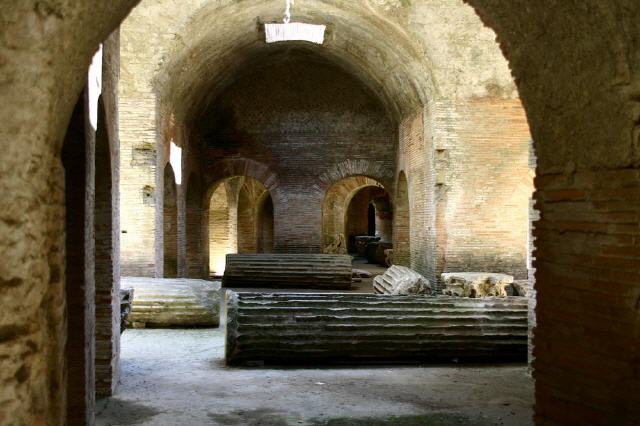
156,0,511,125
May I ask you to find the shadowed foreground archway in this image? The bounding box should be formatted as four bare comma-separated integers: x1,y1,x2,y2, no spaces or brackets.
1,1,639,425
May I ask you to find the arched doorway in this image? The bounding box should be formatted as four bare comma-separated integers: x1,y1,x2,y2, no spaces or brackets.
205,176,273,276
322,175,388,254
344,186,392,254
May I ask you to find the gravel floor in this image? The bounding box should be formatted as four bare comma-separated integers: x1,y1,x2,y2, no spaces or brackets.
96,329,533,426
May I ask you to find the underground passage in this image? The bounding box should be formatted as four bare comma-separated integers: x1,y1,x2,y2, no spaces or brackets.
1,1,639,425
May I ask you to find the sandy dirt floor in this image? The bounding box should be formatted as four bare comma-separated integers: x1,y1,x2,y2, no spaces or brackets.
96,328,533,426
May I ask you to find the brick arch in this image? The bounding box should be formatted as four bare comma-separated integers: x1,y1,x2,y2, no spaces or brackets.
203,158,282,208
321,175,387,252
314,159,394,196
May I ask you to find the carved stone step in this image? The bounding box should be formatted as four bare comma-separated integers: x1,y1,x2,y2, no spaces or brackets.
123,277,221,328
224,292,528,365
222,254,352,289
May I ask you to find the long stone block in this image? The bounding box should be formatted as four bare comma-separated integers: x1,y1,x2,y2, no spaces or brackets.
123,277,221,327
222,254,352,289
224,292,528,365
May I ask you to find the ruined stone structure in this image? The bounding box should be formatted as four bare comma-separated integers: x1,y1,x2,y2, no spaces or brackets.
1,0,639,425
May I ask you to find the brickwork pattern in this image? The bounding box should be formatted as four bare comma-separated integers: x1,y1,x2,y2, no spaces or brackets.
431,98,532,280
200,60,395,253
322,176,383,251
394,172,411,267
397,110,437,282
62,90,96,426
94,32,122,397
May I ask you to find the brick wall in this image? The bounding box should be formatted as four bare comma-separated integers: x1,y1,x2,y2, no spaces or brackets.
533,169,640,422
397,109,437,281
199,59,396,253
236,178,268,254
394,172,411,267
431,98,532,280
322,176,382,252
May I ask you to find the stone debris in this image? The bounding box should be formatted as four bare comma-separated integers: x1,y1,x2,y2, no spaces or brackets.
441,272,515,298
373,265,432,295
123,277,221,328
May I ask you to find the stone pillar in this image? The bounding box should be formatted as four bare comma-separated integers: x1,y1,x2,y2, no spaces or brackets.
225,292,528,365
62,89,96,426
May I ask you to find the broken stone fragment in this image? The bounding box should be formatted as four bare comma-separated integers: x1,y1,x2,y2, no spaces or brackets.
441,272,515,298
373,265,432,295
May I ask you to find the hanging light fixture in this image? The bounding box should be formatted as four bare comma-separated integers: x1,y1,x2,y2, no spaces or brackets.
265,0,326,44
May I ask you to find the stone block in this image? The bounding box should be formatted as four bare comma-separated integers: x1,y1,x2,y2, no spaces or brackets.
123,277,221,327
222,254,352,289
224,292,528,365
